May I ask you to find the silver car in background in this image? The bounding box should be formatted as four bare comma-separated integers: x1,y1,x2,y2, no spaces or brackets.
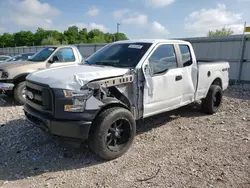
4,52,35,62
0,55,11,62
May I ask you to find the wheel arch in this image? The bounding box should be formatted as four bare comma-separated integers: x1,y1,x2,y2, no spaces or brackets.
13,73,30,84
93,100,129,122
89,100,130,135
211,77,222,88
202,69,224,98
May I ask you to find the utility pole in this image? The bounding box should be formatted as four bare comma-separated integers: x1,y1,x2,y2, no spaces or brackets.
116,23,121,41
235,21,247,84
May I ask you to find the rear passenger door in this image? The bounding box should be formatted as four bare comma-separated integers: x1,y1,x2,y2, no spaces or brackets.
50,47,77,68
177,44,198,105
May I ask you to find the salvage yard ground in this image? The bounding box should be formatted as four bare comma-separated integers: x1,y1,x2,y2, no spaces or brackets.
0,86,250,188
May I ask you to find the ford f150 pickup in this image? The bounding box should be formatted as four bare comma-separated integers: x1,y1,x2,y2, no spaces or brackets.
0,45,83,104
23,39,230,160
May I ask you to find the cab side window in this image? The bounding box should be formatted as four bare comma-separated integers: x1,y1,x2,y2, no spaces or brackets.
179,45,192,67
148,44,177,75
53,48,76,62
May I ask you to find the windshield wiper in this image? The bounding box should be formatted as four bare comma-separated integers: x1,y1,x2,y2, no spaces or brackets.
89,61,133,68
92,61,117,66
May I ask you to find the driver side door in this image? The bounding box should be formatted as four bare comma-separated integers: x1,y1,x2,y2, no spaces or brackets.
142,43,184,118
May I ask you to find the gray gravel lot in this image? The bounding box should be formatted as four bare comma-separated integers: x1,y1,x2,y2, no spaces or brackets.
0,87,250,188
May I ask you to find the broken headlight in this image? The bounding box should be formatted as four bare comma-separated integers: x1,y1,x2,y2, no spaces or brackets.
63,88,94,112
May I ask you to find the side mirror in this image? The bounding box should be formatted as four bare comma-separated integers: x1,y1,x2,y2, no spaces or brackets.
48,55,59,63
143,63,152,76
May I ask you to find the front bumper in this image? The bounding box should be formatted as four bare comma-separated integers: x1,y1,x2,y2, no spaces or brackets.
24,104,92,140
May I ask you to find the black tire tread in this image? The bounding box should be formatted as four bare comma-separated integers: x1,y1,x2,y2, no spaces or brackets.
14,81,26,105
201,85,222,114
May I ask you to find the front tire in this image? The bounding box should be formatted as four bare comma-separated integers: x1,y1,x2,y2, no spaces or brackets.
14,81,26,105
89,107,136,160
201,85,223,114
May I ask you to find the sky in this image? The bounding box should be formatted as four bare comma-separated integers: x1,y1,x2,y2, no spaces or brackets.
0,0,250,39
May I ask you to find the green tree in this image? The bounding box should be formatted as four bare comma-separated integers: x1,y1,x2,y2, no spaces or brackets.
14,31,35,46
46,30,62,41
87,29,106,43
64,26,80,44
0,27,129,47
34,28,62,45
59,33,69,44
207,27,234,37
41,36,60,45
78,28,88,43
104,33,115,43
34,28,47,45
114,32,128,41
0,33,14,47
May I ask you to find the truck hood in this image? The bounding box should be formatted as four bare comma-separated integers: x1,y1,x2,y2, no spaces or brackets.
26,64,130,90
0,60,37,69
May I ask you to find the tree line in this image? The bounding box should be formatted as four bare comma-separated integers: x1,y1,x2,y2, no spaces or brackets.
207,27,234,37
0,26,234,48
0,26,128,47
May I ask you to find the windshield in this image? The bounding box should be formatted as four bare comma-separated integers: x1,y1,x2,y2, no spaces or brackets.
29,47,57,62
86,42,152,68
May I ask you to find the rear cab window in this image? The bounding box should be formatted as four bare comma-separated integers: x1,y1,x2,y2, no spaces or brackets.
179,45,192,67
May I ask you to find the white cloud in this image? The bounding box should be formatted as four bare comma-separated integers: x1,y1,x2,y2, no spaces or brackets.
0,27,7,34
7,0,60,29
149,21,169,38
122,14,148,26
185,4,243,36
113,9,148,26
145,0,175,8
114,9,169,38
113,9,131,19
89,23,108,32
86,7,99,16
69,22,109,32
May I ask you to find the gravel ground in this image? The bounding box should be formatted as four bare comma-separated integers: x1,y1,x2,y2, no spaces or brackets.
0,87,250,188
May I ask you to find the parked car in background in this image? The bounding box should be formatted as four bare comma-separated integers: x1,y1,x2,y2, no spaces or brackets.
0,55,11,62
24,39,230,160
0,45,84,104
4,52,35,62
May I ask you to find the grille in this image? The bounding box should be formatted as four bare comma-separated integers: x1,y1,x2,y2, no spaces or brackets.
25,81,53,114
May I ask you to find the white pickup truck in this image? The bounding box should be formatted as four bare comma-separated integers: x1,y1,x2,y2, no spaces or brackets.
23,39,230,160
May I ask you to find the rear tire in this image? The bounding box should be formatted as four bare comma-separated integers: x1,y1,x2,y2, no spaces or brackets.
201,85,223,114
88,107,136,160
14,81,26,105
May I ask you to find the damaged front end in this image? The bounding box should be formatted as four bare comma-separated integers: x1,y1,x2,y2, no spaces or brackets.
62,72,138,119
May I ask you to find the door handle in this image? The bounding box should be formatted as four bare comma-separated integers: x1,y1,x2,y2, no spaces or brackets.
175,75,182,81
